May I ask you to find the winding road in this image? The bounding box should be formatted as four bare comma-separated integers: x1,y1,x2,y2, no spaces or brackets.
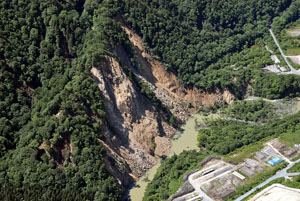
269,29,300,75
228,29,300,201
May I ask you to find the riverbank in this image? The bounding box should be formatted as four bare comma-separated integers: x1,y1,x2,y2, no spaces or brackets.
127,113,217,201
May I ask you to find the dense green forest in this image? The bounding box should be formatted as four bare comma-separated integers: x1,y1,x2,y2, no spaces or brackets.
122,0,300,99
197,112,300,154
0,0,126,200
123,0,296,96
136,1,300,200
143,151,209,201
223,99,277,122
2,0,300,200
144,111,300,200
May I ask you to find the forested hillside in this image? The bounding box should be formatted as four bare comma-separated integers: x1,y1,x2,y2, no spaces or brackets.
2,0,300,200
197,112,300,154
138,1,300,200
0,0,125,200
123,0,293,95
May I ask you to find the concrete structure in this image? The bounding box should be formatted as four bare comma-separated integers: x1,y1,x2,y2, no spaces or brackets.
232,171,245,180
175,139,300,201
249,184,300,201
267,142,292,164
263,65,281,73
271,55,280,63
269,29,300,76
256,167,264,173
216,184,236,200
234,157,300,201
239,167,256,178
255,152,268,161
272,141,286,150
283,148,297,158
262,147,275,156
245,159,258,168
280,67,287,72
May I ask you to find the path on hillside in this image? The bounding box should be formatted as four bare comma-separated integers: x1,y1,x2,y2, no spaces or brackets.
234,158,300,201
269,29,300,75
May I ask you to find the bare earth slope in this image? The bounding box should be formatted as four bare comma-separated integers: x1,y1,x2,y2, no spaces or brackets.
121,25,234,121
91,56,175,183
90,25,235,186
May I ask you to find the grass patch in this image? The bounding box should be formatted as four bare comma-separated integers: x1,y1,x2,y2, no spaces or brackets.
287,48,300,55
291,154,300,162
279,130,300,147
251,45,261,49
223,142,265,163
287,161,300,173
287,57,300,70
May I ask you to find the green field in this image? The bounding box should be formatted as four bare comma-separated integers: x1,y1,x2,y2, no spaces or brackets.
279,130,300,147
287,48,300,55
287,161,300,173
223,142,265,163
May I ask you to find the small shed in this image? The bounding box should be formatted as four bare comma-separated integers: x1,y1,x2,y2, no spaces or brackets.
232,171,246,180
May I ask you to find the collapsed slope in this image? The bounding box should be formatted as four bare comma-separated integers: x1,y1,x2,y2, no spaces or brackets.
89,25,236,183
1,1,296,200
91,56,175,179
121,24,235,121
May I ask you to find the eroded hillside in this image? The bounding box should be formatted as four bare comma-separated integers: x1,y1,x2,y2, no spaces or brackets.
88,25,236,184
121,24,235,121
91,56,175,180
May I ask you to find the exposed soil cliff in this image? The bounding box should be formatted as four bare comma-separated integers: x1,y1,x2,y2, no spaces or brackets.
89,25,235,186
91,56,176,184
121,25,235,121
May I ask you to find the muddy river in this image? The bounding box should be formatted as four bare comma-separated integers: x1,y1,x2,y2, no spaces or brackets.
128,113,217,201
127,98,300,200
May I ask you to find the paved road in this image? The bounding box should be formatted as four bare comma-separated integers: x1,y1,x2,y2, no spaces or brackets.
234,158,300,201
269,29,300,75
188,163,227,201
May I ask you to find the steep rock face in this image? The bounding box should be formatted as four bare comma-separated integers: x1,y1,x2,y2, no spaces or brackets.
91,56,174,181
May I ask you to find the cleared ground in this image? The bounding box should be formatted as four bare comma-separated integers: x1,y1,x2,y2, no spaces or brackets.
280,130,300,148
287,56,300,64
286,28,300,37
249,183,300,201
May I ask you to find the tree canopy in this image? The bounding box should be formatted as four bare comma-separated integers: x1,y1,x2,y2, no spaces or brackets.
0,0,125,200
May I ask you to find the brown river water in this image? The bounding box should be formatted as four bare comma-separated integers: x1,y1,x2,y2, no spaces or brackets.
127,98,300,201
128,114,218,201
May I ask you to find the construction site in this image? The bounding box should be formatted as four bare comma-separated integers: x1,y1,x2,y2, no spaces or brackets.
169,138,300,201
249,184,300,201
